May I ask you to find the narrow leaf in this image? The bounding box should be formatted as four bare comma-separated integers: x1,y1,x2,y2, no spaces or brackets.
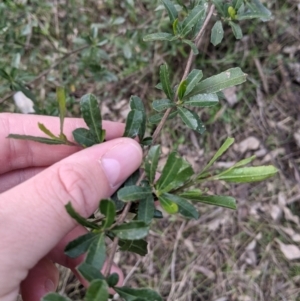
185,193,236,210
182,39,199,55
80,94,104,143
99,199,116,229
72,128,96,147
77,262,105,282
65,202,99,229
117,185,152,202
130,95,145,112
160,193,199,219
64,232,97,258
200,137,234,173
111,221,149,240
85,279,109,301
215,166,278,183
181,5,205,37
114,286,163,301
178,80,187,100
42,293,71,301
211,20,224,46
233,0,243,10
184,93,219,107
143,32,176,42
38,123,58,139
7,134,65,145
187,67,247,97
229,21,243,39
185,69,203,95
179,189,203,199
118,239,148,256
159,195,179,214
177,107,206,134
145,145,161,184
56,87,66,136
212,0,225,16
152,99,174,112
162,0,178,23
138,194,155,224
160,64,173,100
123,110,144,139
85,233,106,269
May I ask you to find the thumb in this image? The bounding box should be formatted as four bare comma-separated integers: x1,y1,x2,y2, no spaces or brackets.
0,138,142,296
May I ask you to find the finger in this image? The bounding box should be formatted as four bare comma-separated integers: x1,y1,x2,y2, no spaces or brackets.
20,258,59,301
0,113,125,174
0,137,142,300
0,167,45,193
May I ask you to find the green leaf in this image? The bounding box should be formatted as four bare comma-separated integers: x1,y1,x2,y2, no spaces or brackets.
185,69,203,95
111,221,149,240
114,287,162,301
145,145,161,184
177,107,206,134
177,80,187,100
211,20,224,46
42,293,71,301
0,69,11,81
118,239,148,256
64,232,97,258
141,137,153,146
130,95,145,112
148,110,178,124
123,110,144,139
187,68,247,96
85,279,109,301
153,209,163,219
179,189,203,199
200,137,234,174
162,0,178,23
106,273,119,287
80,94,105,143
184,93,219,107
77,262,105,282
172,18,180,35
72,128,96,147
212,0,225,16
7,134,66,145
160,64,173,100
159,195,178,214
183,192,236,210
181,5,205,37
143,32,176,42
215,166,278,183
152,99,174,112
138,194,155,224
233,0,243,10
117,185,152,202
65,202,99,229
100,199,116,229
85,233,106,269
156,152,194,193
160,193,199,219
38,123,58,139
229,21,243,39
182,39,199,55
56,87,66,136
237,0,271,21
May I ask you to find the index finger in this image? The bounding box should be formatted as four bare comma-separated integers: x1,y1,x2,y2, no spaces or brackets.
0,113,125,174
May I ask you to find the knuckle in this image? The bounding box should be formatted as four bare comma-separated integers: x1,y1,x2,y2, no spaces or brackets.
53,163,95,217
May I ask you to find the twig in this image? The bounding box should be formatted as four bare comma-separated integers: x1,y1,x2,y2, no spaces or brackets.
0,45,89,104
104,4,215,277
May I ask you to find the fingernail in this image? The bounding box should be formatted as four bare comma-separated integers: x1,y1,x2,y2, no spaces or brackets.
44,279,55,292
101,140,142,188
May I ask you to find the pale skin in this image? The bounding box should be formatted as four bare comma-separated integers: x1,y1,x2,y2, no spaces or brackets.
0,113,143,301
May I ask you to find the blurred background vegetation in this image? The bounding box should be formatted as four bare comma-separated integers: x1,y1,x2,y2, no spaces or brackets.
1,0,300,300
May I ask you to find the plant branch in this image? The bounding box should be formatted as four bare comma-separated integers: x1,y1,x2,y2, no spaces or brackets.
0,45,89,104
104,4,215,277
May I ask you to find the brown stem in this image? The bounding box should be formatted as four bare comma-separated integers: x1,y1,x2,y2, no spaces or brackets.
104,4,215,277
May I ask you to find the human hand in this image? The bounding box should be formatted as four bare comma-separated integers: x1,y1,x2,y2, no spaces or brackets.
0,113,143,301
